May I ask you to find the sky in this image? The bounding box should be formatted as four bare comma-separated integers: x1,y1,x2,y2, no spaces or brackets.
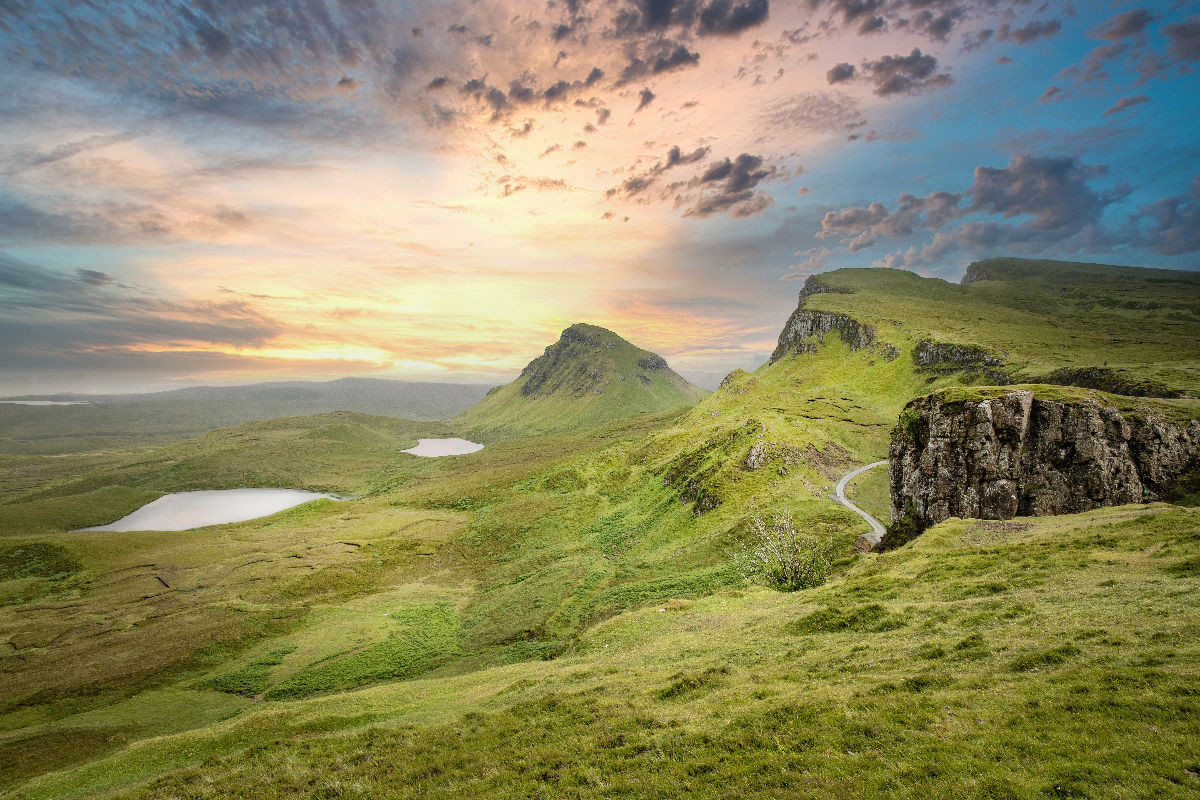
0,0,1198,394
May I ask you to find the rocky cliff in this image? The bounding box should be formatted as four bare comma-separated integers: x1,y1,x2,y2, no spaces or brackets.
885,387,1200,547
770,276,879,362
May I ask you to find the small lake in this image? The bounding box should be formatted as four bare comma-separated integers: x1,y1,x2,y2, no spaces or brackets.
1,400,93,405
75,489,344,532
401,438,484,457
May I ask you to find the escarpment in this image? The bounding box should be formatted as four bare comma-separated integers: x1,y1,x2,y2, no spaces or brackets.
770,276,876,362
885,387,1200,547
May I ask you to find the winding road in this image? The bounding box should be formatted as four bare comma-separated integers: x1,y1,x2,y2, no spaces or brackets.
833,460,889,551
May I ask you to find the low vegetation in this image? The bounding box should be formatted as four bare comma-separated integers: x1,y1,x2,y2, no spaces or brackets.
735,512,835,591
0,259,1196,798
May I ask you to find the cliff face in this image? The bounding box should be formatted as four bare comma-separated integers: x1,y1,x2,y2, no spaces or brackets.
887,388,1200,544
770,276,877,362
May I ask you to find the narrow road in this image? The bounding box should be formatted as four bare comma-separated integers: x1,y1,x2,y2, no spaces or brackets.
833,460,889,551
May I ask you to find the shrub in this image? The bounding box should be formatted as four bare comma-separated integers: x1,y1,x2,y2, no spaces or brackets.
735,512,834,592
897,407,921,440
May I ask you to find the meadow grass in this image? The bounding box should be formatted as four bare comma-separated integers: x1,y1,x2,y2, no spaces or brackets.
1,259,1197,797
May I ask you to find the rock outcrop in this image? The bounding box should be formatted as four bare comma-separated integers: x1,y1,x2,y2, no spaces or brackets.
1034,366,1180,399
770,276,874,362
886,388,1200,546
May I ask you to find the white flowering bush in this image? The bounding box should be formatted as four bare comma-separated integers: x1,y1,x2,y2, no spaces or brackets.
735,511,834,592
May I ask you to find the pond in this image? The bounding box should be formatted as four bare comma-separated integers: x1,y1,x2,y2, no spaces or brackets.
1,400,93,405
75,489,344,532
401,438,485,457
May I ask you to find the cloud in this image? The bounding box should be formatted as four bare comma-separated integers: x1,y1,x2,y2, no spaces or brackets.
816,154,1155,269
0,253,285,357
1134,176,1200,255
997,19,1062,45
1164,15,1200,61
1056,8,1173,87
1104,94,1149,116
636,87,657,110
606,145,712,198
0,194,171,245
615,40,702,85
966,154,1116,232
1039,85,1062,103
1091,9,1155,42
612,0,770,39
826,62,856,84
697,0,770,36
805,0,975,42
864,48,953,96
758,91,865,134
683,152,778,217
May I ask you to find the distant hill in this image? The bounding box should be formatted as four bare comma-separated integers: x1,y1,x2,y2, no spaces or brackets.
0,378,495,454
790,257,1200,397
453,323,708,437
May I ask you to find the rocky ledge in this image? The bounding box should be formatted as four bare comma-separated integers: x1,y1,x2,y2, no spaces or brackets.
885,387,1200,547
770,276,875,362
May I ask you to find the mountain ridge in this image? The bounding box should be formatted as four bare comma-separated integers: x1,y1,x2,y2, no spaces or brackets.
454,322,708,437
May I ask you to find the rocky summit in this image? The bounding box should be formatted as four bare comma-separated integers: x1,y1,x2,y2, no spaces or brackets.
453,323,707,437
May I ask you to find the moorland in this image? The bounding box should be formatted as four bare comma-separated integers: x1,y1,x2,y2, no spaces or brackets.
1,258,1198,799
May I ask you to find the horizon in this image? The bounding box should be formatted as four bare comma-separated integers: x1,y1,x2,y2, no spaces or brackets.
2,1,1198,394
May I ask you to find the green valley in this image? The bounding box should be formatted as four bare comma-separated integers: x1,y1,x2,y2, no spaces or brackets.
1,259,1198,799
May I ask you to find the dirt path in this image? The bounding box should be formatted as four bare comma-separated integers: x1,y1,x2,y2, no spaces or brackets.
833,460,888,551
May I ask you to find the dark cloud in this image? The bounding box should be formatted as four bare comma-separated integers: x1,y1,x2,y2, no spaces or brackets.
616,40,701,85
860,48,953,96
903,8,964,42
636,87,656,110
1135,177,1200,255
966,154,1116,232
1091,9,1155,42
684,153,778,217
697,0,770,36
826,62,856,84
605,144,711,198
1164,15,1200,61
997,19,1062,45
806,0,970,41
336,76,361,91
819,154,1162,268
1104,94,1149,116
821,191,962,252
612,0,769,39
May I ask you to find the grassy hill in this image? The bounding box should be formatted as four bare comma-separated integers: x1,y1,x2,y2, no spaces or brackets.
0,259,1197,797
0,378,496,455
800,257,1200,397
452,323,708,438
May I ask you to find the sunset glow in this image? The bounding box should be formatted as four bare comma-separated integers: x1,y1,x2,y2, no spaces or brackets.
2,1,1197,393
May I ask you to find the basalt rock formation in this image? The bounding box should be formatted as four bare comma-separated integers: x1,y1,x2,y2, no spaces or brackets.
770,276,875,362
884,387,1200,548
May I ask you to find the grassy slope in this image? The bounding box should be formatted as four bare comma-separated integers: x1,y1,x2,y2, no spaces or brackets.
0,378,495,456
453,323,708,439
1,259,1198,796
803,258,1200,396
10,505,1200,799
